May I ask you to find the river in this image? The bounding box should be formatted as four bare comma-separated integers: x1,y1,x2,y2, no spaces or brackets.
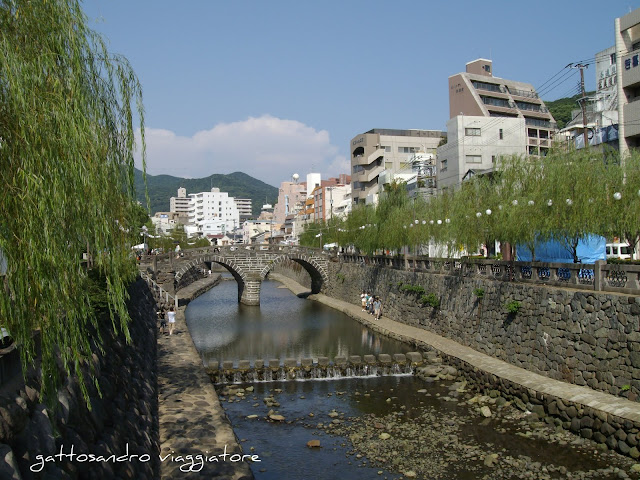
185,276,637,480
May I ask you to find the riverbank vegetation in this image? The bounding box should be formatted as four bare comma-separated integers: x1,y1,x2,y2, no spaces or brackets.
0,0,146,403
300,149,640,261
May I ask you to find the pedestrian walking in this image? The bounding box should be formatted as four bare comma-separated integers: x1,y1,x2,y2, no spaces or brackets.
373,297,382,319
167,306,176,335
158,306,167,334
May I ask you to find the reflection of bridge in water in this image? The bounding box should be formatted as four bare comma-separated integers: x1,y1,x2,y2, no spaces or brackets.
139,245,331,305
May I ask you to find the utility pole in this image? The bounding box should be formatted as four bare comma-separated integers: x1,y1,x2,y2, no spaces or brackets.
570,63,589,148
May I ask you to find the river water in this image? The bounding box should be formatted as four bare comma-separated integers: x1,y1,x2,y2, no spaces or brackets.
185,276,637,480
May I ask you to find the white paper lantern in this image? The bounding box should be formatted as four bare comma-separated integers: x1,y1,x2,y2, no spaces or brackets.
485,209,492,216
614,192,622,200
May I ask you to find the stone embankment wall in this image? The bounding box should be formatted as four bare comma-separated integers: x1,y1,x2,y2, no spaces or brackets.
0,278,159,479
319,262,640,400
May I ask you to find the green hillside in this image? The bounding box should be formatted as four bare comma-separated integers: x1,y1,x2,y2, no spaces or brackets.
545,91,595,129
135,169,278,217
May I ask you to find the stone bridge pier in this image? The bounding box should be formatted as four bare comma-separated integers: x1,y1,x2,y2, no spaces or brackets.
145,245,331,306
239,274,262,306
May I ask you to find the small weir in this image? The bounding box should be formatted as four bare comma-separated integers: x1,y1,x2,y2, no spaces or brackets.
207,352,423,384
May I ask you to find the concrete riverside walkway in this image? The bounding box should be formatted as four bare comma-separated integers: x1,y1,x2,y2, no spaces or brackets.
269,273,640,424
157,275,254,480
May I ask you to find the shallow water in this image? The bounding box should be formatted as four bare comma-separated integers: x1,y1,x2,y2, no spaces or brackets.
185,276,636,480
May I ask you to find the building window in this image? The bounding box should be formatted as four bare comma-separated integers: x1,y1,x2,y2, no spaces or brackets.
610,53,616,65
465,128,481,136
484,64,491,73
481,96,511,108
398,146,419,153
466,155,482,164
441,159,448,171
383,146,391,152
499,129,503,140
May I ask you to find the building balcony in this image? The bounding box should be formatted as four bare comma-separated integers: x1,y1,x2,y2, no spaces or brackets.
352,147,384,166
508,88,539,100
358,164,383,183
624,99,640,137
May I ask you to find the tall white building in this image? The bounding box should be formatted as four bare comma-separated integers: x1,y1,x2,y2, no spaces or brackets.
169,187,240,237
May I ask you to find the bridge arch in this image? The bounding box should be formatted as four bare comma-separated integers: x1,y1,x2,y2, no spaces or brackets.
261,253,329,294
174,255,255,304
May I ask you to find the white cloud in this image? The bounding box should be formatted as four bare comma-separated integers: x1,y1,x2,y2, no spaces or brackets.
136,115,348,187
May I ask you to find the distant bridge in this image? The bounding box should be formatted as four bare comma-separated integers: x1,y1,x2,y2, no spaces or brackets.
139,245,331,305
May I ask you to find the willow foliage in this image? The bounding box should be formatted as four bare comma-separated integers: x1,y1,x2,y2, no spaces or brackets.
0,0,146,403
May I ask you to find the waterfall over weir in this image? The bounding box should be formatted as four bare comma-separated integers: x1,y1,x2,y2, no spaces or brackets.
207,352,423,384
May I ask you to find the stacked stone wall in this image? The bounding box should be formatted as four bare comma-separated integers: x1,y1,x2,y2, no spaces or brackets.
0,278,159,479
318,262,640,400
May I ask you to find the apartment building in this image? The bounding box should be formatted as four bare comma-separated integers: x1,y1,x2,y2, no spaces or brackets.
169,187,240,237
273,180,307,225
437,59,555,191
234,198,253,221
350,128,445,205
169,187,190,214
616,8,640,154
448,59,556,157
437,116,527,190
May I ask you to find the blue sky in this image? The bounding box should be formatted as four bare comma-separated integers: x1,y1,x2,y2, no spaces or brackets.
84,0,638,187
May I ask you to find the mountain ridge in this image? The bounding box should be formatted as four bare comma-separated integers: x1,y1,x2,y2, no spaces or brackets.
134,168,279,217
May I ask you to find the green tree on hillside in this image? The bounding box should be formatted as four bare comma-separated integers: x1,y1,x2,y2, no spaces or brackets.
0,0,146,403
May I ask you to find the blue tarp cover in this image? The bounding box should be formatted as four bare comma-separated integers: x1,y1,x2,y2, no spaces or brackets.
517,235,606,263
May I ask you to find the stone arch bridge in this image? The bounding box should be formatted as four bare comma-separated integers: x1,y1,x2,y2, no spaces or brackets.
140,245,331,305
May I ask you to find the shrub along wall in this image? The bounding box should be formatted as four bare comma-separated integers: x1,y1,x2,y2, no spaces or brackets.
0,278,159,479
321,262,640,401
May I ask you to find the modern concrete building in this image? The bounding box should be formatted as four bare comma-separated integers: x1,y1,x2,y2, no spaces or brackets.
273,179,307,225
311,183,351,222
234,198,253,221
169,187,190,214
437,116,527,190
350,129,445,205
448,59,556,157
170,187,241,238
615,8,640,155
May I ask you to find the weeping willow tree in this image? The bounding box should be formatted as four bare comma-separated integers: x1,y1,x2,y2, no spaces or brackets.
0,0,146,404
